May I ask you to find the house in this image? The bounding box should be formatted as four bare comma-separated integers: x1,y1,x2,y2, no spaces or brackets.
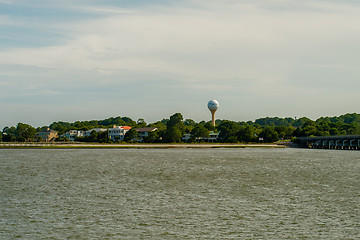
84,128,107,137
182,131,220,142
182,133,191,142
207,131,220,142
61,130,85,141
108,125,131,141
134,127,158,141
36,128,58,142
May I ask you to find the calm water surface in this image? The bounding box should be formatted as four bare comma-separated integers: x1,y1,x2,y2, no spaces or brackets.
1,148,359,239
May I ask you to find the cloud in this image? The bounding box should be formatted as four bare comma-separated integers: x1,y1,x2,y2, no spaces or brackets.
0,0,359,127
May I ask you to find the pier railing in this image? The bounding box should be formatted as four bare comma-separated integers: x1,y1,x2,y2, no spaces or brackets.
296,135,360,150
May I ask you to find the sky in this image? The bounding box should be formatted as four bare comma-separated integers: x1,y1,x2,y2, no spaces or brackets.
1,0,359,129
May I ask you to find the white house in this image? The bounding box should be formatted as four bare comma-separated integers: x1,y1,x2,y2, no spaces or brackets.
134,127,158,141
182,131,220,142
108,125,132,141
182,133,192,142
84,128,107,137
61,130,85,141
207,131,220,142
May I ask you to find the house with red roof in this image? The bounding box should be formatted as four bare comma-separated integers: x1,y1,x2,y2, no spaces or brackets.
108,125,132,141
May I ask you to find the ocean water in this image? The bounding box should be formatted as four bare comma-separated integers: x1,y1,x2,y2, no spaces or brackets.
1,148,359,239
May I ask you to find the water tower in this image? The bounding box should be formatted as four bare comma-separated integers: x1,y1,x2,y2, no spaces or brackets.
208,99,219,127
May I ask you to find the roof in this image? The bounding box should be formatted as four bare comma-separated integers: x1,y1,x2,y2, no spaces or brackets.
85,128,107,133
39,128,57,133
135,127,158,132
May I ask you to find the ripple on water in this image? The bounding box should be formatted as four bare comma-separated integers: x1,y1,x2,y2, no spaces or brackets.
1,148,359,239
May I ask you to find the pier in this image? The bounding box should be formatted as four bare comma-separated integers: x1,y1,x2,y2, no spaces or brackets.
296,135,360,150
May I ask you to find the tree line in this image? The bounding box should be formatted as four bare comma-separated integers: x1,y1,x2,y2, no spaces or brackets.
1,113,359,143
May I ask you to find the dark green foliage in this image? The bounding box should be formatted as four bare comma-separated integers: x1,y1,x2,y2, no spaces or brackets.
2,113,359,143
184,119,196,127
255,117,293,126
259,127,279,143
218,121,240,142
98,131,111,143
3,123,37,142
300,122,318,137
237,124,258,142
143,131,160,143
164,126,182,143
49,121,72,134
148,121,167,131
293,117,311,127
136,118,147,128
291,114,360,137
121,117,137,126
167,113,185,131
334,113,360,124
191,125,210,139
16,123,37,141
161,113,186,142
204,121,215,131
2,134,15,142
98,117,126,127
274,126,295,140
50,116,137,135
124,129,139,142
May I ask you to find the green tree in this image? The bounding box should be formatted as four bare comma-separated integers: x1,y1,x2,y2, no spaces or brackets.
121,117,137,127
16,123,36,141
184,119,196,127
259,126,279,143
162,113,186,142
87,130,99,142
57,136,70,142
293,117,311,127
204,121,215,131
164,126,182,142
2,126,16,142
49,122,71,135
143,131,159,143
124,129,139,142
302,126,317,137
218,121,240,142
330,127,340,135
238,125,257,142
98,131,111,143
316,122,330,136
136,118,147,128
275,126,295,140
148,121,167,131
347,122,360,135
167,113,185,131
99,117,126,127
191,125,210,139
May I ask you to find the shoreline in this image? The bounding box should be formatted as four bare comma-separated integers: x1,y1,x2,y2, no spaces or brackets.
0,142,286,149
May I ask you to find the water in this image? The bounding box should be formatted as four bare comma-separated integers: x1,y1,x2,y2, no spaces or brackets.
1,148,359,239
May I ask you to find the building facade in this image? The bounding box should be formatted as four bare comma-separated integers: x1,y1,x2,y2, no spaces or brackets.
135,127,158,141
61,130,85,141
108,126,132,141
36,128,58,142
84,128,107,137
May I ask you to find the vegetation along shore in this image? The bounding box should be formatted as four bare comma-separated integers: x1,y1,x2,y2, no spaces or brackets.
0,142,285,149
1,113,359,145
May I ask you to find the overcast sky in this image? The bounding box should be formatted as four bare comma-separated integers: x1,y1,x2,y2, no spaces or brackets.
1,0,359,129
